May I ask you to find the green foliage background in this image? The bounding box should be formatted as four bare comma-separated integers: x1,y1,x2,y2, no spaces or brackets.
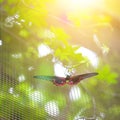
0,0,120,120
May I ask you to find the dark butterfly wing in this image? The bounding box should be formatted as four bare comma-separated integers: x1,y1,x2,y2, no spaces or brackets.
53,76,66,86
33,75,66,86
67,72,98,85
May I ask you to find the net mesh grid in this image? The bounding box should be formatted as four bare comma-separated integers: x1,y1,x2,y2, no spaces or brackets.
0,44,96,120
0,5,96,118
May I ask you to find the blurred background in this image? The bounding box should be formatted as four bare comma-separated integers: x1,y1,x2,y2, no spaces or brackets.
0,0,120,120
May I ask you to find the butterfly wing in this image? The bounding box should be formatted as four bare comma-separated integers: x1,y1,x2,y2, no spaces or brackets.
68,72,98,85
53,76,66,86
33,75,66,86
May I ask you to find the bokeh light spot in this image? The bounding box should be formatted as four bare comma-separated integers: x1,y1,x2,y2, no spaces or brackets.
29,91,44,103
0,40,2,46
9,87,14,94
54,62,66,77
38,44,52,57
11,53,22,59
18,74,25,82
45,101,59,116
75,47,99,68
69,86,81,101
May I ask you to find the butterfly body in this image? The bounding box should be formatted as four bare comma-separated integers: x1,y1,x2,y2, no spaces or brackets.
33,72,98,86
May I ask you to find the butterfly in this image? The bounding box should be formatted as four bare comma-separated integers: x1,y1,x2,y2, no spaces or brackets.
33,72,98,86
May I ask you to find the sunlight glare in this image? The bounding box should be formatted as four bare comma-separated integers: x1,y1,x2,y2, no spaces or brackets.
71,0,96,6
75,47,99,68
38,44,52,57
45,101,59,116
69,86,81,101
68,0,104,9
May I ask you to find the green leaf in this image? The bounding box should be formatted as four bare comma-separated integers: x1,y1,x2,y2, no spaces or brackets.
19,29,29,38
97,65,118,84
0,0,3,3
